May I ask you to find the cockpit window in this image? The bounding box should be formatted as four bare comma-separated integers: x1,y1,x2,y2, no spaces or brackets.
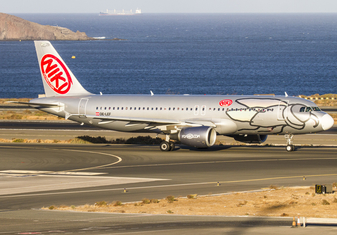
300,106,321,112
306,107,313,112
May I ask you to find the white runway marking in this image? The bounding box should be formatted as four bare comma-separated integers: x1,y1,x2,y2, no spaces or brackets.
0,174,168,196
0,146,167,196
0,170,105,176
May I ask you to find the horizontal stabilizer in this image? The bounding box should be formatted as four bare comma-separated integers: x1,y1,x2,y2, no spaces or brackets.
6,101,60,107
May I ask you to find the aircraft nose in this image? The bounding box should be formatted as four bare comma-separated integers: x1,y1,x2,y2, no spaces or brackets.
321,114,334,130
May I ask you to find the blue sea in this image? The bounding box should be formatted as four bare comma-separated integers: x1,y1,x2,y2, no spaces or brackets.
0,13,336,98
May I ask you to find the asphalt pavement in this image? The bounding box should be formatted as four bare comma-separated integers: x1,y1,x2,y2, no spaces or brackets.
1,144,337,234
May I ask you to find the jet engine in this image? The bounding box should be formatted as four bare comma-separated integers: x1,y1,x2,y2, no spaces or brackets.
177,126,217,148
232,134,268,144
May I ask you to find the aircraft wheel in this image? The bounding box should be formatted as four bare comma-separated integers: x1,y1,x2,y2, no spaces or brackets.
160,141,171,151
169,142,175,151
286,145,293,152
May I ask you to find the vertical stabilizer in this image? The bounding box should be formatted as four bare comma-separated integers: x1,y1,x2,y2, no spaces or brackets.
34,41,92,97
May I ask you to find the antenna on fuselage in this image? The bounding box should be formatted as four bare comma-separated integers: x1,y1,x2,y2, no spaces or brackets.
150,90,154,96
285,92,288,97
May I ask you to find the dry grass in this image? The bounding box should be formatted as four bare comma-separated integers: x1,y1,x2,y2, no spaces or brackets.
299,94,337,107
0,138,93,144
0,135,165,145
0,98,32,104
0,110,61,120
42,187,337,218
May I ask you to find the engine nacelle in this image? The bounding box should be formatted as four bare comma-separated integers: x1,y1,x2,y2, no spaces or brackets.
178,126,217,148
232,134,268,144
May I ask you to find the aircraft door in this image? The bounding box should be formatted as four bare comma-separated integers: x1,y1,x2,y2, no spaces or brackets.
78,98,89,115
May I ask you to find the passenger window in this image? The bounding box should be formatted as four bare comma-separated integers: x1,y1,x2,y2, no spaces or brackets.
105,107,107,110
96,107,98,110
160,107,162,110
169,108,171,110
117,107,119,110
173,108,175,111
121,107,124,110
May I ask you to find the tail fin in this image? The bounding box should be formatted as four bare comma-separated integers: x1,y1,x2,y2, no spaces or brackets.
34,41,92,97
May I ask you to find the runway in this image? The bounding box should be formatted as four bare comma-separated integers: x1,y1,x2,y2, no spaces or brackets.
1,144,337,234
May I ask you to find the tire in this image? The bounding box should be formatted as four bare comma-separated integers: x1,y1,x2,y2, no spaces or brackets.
169,142,175,151
160,141,171,151
286,145,293,152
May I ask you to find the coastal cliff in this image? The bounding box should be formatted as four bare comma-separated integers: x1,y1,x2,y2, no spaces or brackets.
0,13,92,41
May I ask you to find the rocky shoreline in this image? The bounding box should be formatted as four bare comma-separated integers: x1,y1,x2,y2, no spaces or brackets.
0,12,92,41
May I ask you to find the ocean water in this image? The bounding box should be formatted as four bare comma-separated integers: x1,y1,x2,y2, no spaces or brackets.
0,13,336,98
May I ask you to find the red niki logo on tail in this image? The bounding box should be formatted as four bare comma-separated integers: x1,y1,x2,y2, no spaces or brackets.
219,99,233,107
41,54,73,94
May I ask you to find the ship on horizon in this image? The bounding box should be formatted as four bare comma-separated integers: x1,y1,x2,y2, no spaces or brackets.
99,8,141,16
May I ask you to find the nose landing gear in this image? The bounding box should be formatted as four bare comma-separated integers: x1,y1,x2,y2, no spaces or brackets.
285,134,295,152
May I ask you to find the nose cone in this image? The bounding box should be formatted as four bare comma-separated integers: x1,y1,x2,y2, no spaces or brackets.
321,114,334,130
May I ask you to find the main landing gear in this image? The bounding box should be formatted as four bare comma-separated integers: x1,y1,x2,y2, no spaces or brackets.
285,134,295,152
160,141,175,151
160,134,175,151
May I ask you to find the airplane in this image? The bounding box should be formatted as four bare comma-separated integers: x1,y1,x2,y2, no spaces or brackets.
13,41,335,152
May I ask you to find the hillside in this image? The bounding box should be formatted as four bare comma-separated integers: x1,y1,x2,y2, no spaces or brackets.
0,13,92,40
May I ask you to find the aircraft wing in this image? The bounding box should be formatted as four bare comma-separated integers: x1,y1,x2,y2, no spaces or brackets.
84,115,218,127
85,115,182,125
